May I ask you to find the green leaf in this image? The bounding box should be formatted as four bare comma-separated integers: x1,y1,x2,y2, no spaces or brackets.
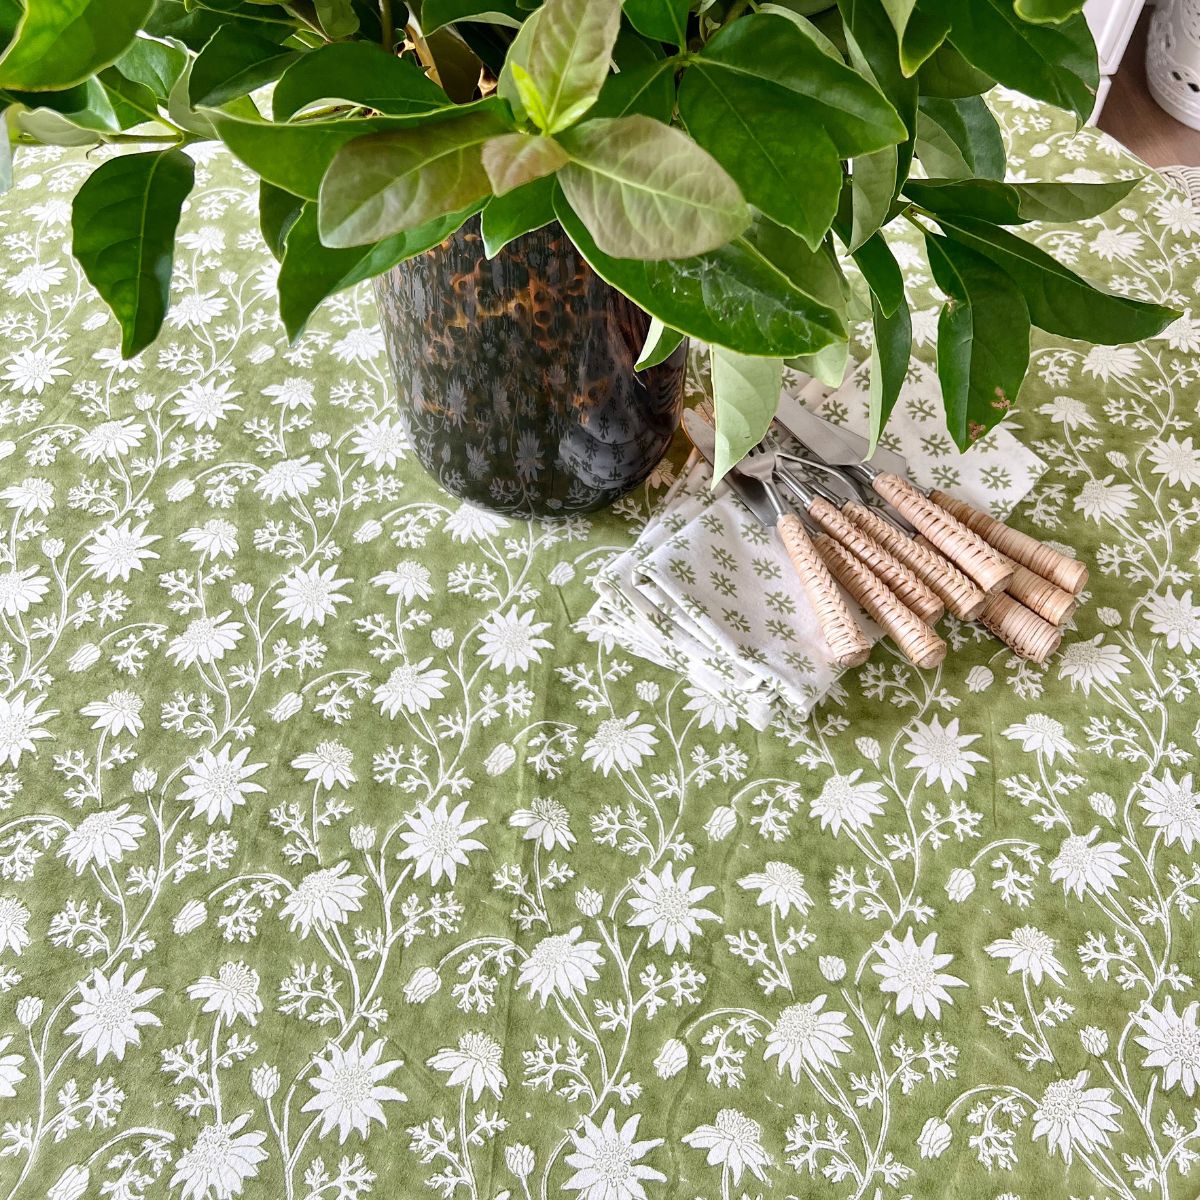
510,62,552,130
190,24,301,108
115,37,188,103
425,27,486,104
0,0,156,91
916,39,995,97
554,189,846,357
273,42,451,120
557,114,750,260
934,213,1178,343
905,176,1141,225
710,347,784,483
70,148,195,357
915,95,1005,181
851,231,905,316
144,0,294,51
850,145,897,251
789,340,850,387
503,0,624,133
260,181,305,260
314,0,359,39
622,0,689,45
423,0,524,32
935,0,1097,124
677,59,842,250
635,317,684,370
867,293,912,455
4,78,121,134
1014,0,1085,22
278,200,477,340
925,231,1030,448
99,68,164,129
319,106,512,247
879,0,950,74
482,133,567,195
480,175,557,256
590,34,674,121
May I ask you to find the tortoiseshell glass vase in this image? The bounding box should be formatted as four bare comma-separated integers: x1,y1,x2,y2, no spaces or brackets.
373,216,688,518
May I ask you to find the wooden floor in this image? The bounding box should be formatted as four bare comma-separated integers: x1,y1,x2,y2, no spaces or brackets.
1098,10,1200,167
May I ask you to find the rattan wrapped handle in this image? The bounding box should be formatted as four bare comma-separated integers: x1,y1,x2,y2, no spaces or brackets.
844,503,987,621
814,536,947,669
1005,562,1077,627
929,489,1088,596
776,513,872,669
977,593,1063,664
808,497,945,625
872,473,1013,595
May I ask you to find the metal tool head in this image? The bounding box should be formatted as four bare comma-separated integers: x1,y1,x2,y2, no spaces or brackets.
681,409,778,528
774,392,908,479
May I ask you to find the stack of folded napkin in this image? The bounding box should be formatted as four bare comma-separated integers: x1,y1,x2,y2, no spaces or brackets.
582,356,1047,729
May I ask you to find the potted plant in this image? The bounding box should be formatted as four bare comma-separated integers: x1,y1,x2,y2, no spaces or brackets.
0,0,1177,516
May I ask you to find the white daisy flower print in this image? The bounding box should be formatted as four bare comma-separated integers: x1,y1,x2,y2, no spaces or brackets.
444,502,510,543
737,861,812,918
0,565,49,616
79,690,143,737
903,716,986,793
581,713,659,775
1038,394,1096,431
274,563,353,628
427,1031,507,1101
186,961,263,1026
1049,827,1129,898
262,377,315,410
1073,475,1137,523
1057,635,1131,694
1001,714,1075,762
626,862,720,955
681,685,742,733
810,770,887,835
64,963,162,1063
1081,344,1140,381
984,926,1067,987
280,861,367,938
0,896,30,956
0,691,58,767
0,1035,24,1097
1031,1072,1121,1163
873,929,966,1020
1143,588,1200,652
563,1111,664,1200
1133,998,1200,1096
509,797,575,851
1147,435,1200,490
254,456,325,503
301,1034,406,1144
168,289,228,328
0,477,54,515
291,741,356,790
180,745,268,824
59,805,146,874
84,519,161,582
4,260,67,296
169,1113,268,1200
518,925,605,1006
349,414,408,469
1089,225,1143,261
370,560,433,603
75,416,146,463
1137,770,1200,851
167,612,245,668
2,344,71,394
172,378,243,430
372,659,450,717
682,1109,772,1185
331,325,384,363
178,518,240,559
476,606,553,674
396,797,488,885
762,995,853,1078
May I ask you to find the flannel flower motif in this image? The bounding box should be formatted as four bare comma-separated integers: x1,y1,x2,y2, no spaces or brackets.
169,1114,268,1200
626,862,721,955
64,964,162,1063
396,797,487,885
0,565,49,617
737,862,811,918
76,416,146,463
984,926,1067,987
427,1032,507,1101
476,606,553,674
1049,828,1129,898
186,962,263,1026
302,1034,406,1143
1137,770,1200,851
1057,635,1130,694
809,771,886,836
280,861,366,938
0,897,30,956
509,797,575,851
179,745,268,824
581,713,659,776
59,805,146,874
518,926,605,1006
903,716,986,793
274,563,353,628
1031,1072,1121,1163
1001,715,1074,762
372,659,449,717
83,518,160,582
873,929,966,1020
1134,998,1200,1096
167,611,245,669
0,691,58,768
682,1109,773,1185
0,1035,24,1097
1143,588,1200,653
79,690,143,737
563,1111,665,1200
291,741,356,790
762,996,853,1078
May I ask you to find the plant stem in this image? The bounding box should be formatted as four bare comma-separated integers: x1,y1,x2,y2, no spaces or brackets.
381,0,395,51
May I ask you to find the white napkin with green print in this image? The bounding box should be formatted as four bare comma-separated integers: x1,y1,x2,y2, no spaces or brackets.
584,358,1047,729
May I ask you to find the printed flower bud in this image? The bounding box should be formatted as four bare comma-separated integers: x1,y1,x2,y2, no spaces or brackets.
218,270,238,286
432,628,454,649
1107,450,1128,469
505,1144,535,1179
172,899,207,934
133,392,156,412
269,691,304,722
635,681,660,703
349,824,377,851
945,868,976,902
248,343,275,365
16,996,42,1027
1089,792,1116,822
917,1117,952,1159
404,966,441,1004
354,519,383,543
47,1165,90,1200
132,767,158,794
485,743,516,776
67,643,101,672
1080,1026,1109,1056
966,666,994,693
704,806,736,842
819,955,846,982
548,562,575,586
310,431,332,449
166,478,196,502
855,736,880,765
231,583,254,605
653,1038,687,1079
0,441,14,461
251,1064,280,1099
1097,607,1121,627
40,537,64,559
575,887,603,918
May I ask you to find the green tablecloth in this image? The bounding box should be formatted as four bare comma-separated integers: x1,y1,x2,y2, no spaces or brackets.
0,94,1197,1200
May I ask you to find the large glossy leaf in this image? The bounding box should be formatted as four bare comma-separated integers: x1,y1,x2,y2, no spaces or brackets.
260,181,304,260
3,78,121,134
423,0,524,31
480,175,556,257
934,213,1178,343
879,0,950,75
622,0,689,45
916,39,995,97
867,294,912,455
272,43,450,120
915,95,1005,181
115,38,188,103
554,189,846,357
636,318,685,370
905,176,1141,225
483,133,567,194
934,0,1097,123
319,107,512,247
70,148,195,357
678,61,842,250
849,145,897,252
314,0,359,39
557,115,750,260
189,24,301,108
0,0,156,91
851,231,905,317
710,347,784,484
589,33,674,122
144,0,294,51
925,232,1030,448
100,68,164,129
1015,0,1086,22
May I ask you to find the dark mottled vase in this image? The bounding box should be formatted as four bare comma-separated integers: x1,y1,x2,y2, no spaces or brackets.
374,216,688,517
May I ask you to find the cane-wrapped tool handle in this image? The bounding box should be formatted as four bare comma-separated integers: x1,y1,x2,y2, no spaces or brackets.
1005,562,1077,627
929,489,1088,596
872,473,1013,595
977,592,1062,664
808,496,945,625
843,502,987,622
776,513,872,669
813,536,947,669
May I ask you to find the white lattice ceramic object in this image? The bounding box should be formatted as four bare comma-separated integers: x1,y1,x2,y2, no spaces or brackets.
1148,0,1200,130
